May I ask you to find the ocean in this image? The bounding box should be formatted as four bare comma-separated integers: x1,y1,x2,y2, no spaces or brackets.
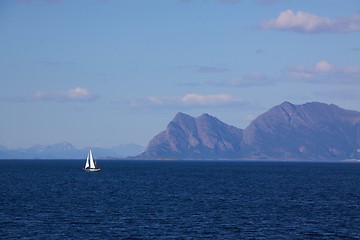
1,160,360,239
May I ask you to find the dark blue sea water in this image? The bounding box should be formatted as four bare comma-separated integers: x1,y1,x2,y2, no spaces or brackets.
1,160,360,239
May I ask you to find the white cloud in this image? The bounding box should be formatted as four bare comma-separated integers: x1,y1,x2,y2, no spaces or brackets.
3,87,98,102
127,93,247,109
314,61,334,72
260,10,360,33
287,61,360,84
287,67,314,81
66,87,97,101
196,61,359,87
181,93,234,105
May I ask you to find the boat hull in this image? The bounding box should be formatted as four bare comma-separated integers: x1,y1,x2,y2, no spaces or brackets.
84,168,101,172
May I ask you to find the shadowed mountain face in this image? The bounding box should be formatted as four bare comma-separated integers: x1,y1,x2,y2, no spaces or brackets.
140,102,360,161
242,102,360,160
140,113,243,159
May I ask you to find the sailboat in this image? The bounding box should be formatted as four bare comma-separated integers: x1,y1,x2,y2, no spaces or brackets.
84,149,100,172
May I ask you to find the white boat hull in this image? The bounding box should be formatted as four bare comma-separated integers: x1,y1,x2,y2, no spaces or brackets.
84,168,101,172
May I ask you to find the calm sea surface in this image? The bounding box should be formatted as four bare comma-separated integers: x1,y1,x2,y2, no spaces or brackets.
1,160,360,239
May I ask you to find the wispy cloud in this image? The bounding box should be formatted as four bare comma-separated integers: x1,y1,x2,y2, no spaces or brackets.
286,60,360,84
3,87,99,103
315,89,360,101
126,93,248,109
179,0,240,4
349,47,360,52
254,0,287,4
181,93,238,106
178,65,230,74
260,10,360,33
37,60,75,66
199,61,360,87
255,49,265,54
180,0,286,4
208,72,273,87
16,0,62,4
218,0,241,4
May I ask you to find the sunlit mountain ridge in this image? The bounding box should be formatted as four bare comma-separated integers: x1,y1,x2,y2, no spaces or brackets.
138,102,360,161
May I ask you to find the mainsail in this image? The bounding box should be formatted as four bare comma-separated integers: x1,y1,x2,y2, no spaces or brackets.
89,149,96,169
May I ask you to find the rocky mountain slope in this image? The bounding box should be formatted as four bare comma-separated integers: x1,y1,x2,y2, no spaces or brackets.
139,113,243,159
241,102,360,160
139,102,360,161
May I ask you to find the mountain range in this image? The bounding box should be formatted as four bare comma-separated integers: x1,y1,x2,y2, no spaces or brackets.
0,142,145,159
3,102,360,161
138,102,360,161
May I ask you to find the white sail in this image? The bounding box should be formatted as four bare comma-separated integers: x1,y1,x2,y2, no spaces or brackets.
84,149,100,171
84,153,90,169
89,149,96,169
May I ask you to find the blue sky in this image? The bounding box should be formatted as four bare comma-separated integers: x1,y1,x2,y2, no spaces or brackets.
0,0,359,148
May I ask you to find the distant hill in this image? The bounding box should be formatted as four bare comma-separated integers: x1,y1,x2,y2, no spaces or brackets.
0,142,145,159
138,102,360,161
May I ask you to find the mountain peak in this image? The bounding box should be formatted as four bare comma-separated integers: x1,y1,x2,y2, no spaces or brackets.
197,113,217,123
140,111,243,159
173,112,193,122
279,101,294,107
140,101,360,160
198,113,212,118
